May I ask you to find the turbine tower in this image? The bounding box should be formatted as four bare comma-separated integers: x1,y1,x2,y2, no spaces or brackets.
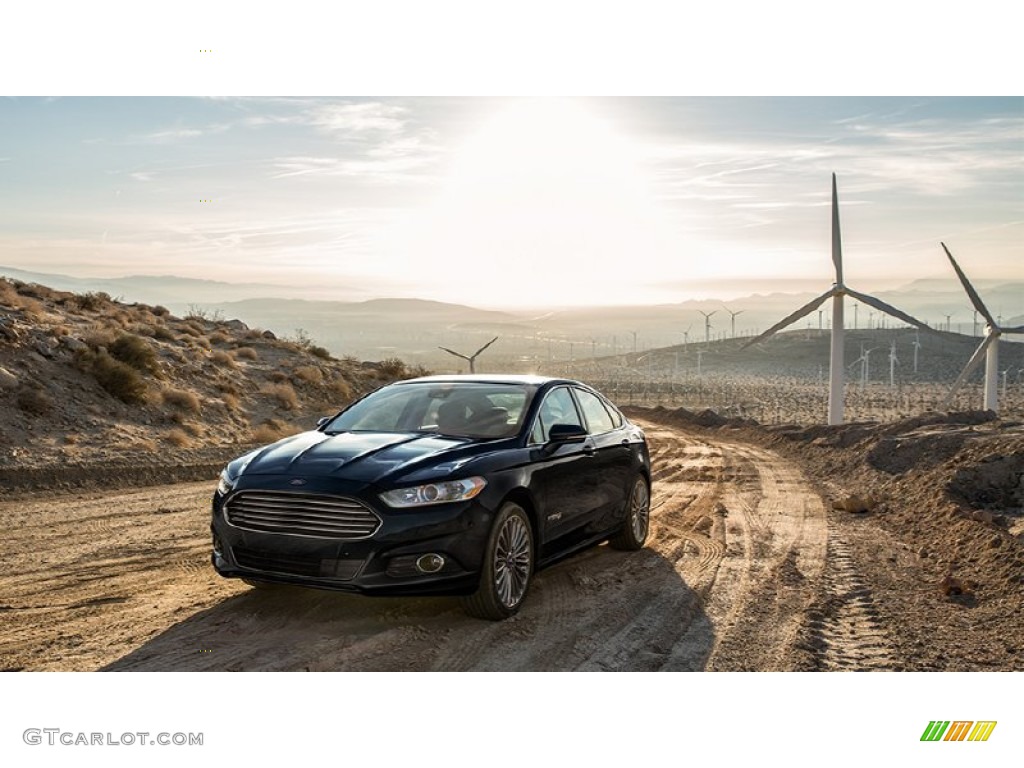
698,310,717,344
438,336,498,374
724,306,745,339
889,339,899,388
743,174,932,425
940,243,1024,413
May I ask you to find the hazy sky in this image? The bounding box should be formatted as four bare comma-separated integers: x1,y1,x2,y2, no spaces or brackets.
1,96,1021,308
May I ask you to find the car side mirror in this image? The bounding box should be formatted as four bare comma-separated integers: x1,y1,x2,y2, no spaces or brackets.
317,416,330,429
547,423,587,444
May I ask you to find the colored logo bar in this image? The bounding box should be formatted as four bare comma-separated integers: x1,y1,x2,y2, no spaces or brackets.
921,721,997,742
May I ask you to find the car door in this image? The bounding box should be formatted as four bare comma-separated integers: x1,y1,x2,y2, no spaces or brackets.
525,386,601,553
572,386,632,534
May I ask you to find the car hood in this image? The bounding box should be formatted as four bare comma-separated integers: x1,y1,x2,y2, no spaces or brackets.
237,430,484,485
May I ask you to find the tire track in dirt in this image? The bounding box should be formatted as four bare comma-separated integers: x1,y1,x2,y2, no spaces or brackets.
800,538,899,671
1,422,881,672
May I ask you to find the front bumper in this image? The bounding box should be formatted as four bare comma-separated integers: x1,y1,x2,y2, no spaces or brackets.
211,476,495,596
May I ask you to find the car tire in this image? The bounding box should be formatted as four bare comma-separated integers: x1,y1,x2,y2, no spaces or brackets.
461,502,534,621
609,475,650,551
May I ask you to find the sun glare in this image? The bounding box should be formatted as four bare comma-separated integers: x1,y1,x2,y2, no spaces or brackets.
386,98,677,308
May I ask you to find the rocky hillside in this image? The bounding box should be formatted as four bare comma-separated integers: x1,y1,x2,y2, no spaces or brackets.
0,278,425,491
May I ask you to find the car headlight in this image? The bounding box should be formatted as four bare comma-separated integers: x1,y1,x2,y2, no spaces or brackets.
216,470,235,496
380,477,487,508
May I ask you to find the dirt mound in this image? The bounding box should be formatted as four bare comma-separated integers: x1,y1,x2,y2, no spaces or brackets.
0,277,424,492
628,403,1024,670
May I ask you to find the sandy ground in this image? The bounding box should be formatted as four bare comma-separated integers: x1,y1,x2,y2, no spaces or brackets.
0,419,940,671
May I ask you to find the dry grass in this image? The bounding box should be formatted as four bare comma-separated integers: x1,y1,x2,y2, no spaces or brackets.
165,428,191,447
260,382,299,410
235,346,258,361
328,377,354,402
251,418,298,443
269,371,289,383
209,332,230,345
222,393,240,412
210,350,236,368
161,388,201,413
292,365,323,385
109,334,159,374
79,350,147,403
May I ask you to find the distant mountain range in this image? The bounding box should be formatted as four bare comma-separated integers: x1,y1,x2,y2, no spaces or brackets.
3,265,1022,369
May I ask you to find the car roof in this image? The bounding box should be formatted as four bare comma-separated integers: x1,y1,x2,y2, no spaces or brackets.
396,374,575,387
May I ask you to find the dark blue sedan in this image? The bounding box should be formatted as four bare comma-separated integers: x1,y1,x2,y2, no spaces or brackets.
211,375,651,620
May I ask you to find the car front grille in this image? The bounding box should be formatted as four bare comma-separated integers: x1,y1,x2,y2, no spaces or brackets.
233,546,363,580
225,491,381,539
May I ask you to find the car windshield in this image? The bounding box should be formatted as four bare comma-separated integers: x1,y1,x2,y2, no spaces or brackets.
323,382,536,439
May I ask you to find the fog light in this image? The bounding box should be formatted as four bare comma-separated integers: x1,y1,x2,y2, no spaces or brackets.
415,553,445,573
212,531,223,557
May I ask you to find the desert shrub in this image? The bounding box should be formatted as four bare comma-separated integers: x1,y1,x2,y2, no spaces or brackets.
17,385,52,416
210,349,236,369
151,325,176,342
235,346,258,361
73,291,112,312
89,351,147,403
182,421,204,438
378,357,408,378
83,328,117,350
269,371,289,383
178,322,203,338
152,305,170,317
222,393,240,412
165,428,190,447
109,334,159,374
251,418,299,443
0,279,19,306
162,388,201,413
209,331,230,345
309,345,331,360
328,377,354,402
292,365,323,385
260,382,299,411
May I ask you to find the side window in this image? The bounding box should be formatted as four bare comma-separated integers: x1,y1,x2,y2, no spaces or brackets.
601,395,624,428
575,388,615,435
530,387,583,444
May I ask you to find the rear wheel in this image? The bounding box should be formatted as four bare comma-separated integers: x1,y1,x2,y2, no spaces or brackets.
609,476,650,551
462,502,534,620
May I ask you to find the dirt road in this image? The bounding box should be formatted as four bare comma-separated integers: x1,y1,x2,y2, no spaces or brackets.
0,421,896,671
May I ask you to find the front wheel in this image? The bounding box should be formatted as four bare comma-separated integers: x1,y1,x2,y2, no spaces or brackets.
609,476,650,551
461,502,534,620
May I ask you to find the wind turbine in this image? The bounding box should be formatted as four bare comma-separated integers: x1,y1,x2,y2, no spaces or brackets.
743,174,933,425
912,331,921,374
724,306,745,339
698,310,717,344
438,336,498,374
940,243,1024,413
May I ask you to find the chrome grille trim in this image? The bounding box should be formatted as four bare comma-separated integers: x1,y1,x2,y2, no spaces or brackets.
226,491,381,539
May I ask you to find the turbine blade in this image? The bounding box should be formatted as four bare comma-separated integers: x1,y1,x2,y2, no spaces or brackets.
1002,325,1024,334
438,346,470,362
832,173,843,285
472,336,499,358
845,288,934,332
941,243,996,327
943,334,995,407
742,289,835,349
